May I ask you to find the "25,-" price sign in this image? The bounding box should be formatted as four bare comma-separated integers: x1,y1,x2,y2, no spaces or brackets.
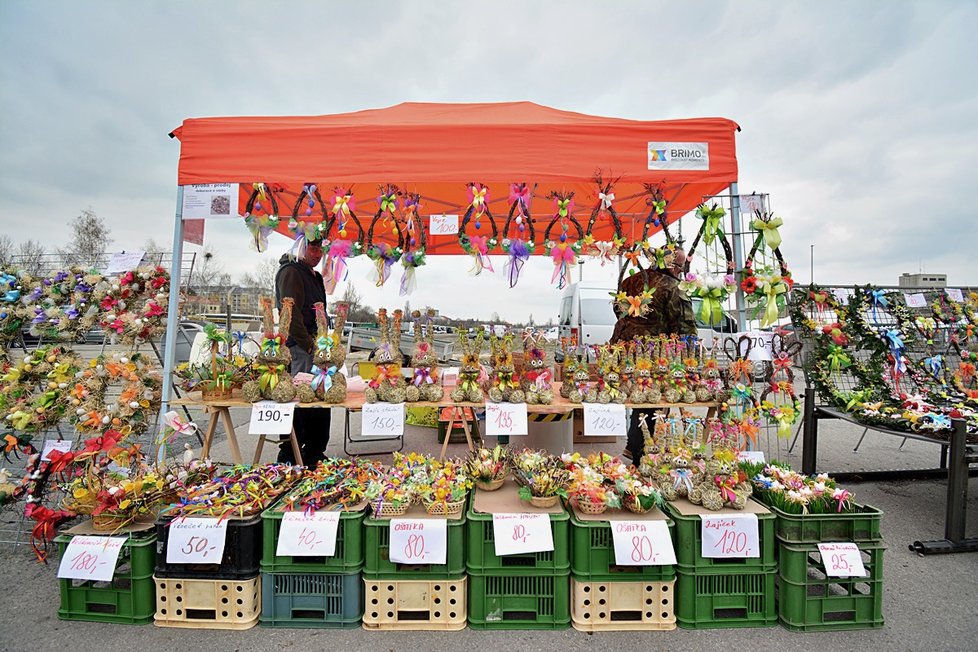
166,517,229,564
611,520,677,566
485,402,529,437
583,403,626,437
700,513,760,558
817,542,867,577
491,513,553,556
388,519,447,564
361,402,405,438
276,511,341,557
249,400,296,435
57,535,126,582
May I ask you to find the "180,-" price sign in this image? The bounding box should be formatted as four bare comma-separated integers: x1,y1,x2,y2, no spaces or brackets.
57,535,126,582
700,513,760,558
817,542,868,577
491,513,553,556
361,402,405,438
276,511,341,557
610,520,677,566
248,400,297,435
485,402,529,437
388,519,447,564
166,517,229,564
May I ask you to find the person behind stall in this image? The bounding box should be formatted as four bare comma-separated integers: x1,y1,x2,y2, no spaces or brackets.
610,247,697,461
275,239,331,465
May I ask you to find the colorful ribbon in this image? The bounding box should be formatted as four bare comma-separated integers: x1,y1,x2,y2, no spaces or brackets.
504,239,531,288
671,468,694,494
826,344,851,371
323,239,352,295
698,205,725,245
751,216,783,250
550,243,576,289
311,365,337,393
413,367,435,386
258,364,285,392
696,288,726,326
467,235,494,276
758,277,788,327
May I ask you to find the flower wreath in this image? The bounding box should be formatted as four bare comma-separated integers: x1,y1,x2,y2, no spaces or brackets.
500,182,537,288
742,218,793,327
399,192,427,295
96,266,170,345
930,294,959,327
582,171,625,265
243,182,283,252
458,183,498,276
789,285,851,344
70,351,162,436
952,351,978,405
1,270,26,349
321,187,366,294
0,345,79,433
543,190,584,290
365,184,405,288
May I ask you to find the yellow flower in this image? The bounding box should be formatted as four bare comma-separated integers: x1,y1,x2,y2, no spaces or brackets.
118,499,131,510
73,487,90,500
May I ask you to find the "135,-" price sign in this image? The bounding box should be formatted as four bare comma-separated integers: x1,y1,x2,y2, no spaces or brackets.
249,400,297,435
700,513,760,558
583,403,627,437
361,402,405,438
817,542,868,578
491,513,553,556
611,520,677,566
276,511,341,557
57,535,126,582
485,402,529,437
166,517,229,564
388,518,448,564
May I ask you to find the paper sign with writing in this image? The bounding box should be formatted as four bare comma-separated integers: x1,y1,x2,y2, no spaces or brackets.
104,251,146,275
57,535,126,582
276,511,340,557
903,292,927,308
492,513,554,556
362,402,405,437
166,518,228,564
249,401,296,435
832,287,854,303
42,439,73,461
946,288,965,303
583,403,627,436
181,183,240,219
730,331,775,361
611,520,677,566
737,450,766,464
701,513,760,558
388,518,447,565
429,214,459,236
818,542,867,577
485,402,529,437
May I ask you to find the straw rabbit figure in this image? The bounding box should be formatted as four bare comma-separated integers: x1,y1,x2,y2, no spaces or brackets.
522,332,554,405
487,334,525,403
364,308,407,403
559,337,579,399
566,349,592,403
629,337,661,404
242,297,296,403
297,301,348,403
451,330,485,403
405,309,444,402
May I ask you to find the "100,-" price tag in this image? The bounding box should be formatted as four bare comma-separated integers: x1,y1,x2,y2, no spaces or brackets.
611,520,677,566
817,542,867,577
361,402,405,437
249,400,296,435
491,513,553,556
57,535,126,582
700,513,760,558
583,403,627,436
166,517,229,564
485,402,529,437
276,511,341,557
388,519,447,564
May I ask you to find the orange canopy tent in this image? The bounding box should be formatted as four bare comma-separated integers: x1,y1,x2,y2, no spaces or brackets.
170,102,740,253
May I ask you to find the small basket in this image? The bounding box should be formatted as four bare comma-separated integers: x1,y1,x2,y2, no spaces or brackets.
201,385,233,401
92,512,133,532
528,495,560,509
576,499,608,515
475,477,505,492
423,499,466,516
623,496,653,514
371,500,410,518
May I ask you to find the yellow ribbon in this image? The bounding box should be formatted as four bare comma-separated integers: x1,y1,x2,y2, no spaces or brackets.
257,364,285,392
758,277,787,327
751,216,784,250
333,194,352,216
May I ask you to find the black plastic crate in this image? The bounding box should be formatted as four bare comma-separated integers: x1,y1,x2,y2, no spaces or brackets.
155,515,262,580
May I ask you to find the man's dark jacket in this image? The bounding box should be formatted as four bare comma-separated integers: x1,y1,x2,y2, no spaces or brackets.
275,255,328,353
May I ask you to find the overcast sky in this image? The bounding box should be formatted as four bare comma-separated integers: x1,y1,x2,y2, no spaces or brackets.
1,1,975,322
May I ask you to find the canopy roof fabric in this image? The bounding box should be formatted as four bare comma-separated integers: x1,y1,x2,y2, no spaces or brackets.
171,102,739,253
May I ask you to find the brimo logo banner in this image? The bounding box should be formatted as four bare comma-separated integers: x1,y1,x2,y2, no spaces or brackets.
647,142,709,170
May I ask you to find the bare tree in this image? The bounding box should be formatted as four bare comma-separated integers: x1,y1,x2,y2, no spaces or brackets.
0,234,13,267
15,239,45,276
142,237,168,264
240,258,279,291
58,208,113,268
341,283,374,323
188,246,232,294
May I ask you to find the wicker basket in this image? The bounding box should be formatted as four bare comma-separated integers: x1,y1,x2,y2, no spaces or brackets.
576,499,608,515
423,499,466,516
92,512,132,532
475,477,505,492
371,500,410,518
201,385,233,401
623,496,652,514
529,495,559,509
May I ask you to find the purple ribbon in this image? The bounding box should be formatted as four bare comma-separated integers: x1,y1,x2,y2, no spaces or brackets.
504,239,530,288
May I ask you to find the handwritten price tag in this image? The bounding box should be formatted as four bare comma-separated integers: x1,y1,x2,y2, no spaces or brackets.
583,403,626,436
248,400,296,435
485,402,529,437
362,402,405,437
737,450,766,464
389,519,447,565
731,331,774,361
701,513,760,558
41,439,72,461
611,520,676,566
276,511,340,557
492,513,554,556
903,292,927,308
946,288,965,303
818,542,867,577
57,535,125,582
166,518,228,564
429,214,459,235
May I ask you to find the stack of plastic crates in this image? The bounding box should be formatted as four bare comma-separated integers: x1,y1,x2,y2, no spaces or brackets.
664,498,778,629
567,505,677,632
361,502,467,631
465,480,570,630
56,525,157,624
771,503,885,631
259,501,366,629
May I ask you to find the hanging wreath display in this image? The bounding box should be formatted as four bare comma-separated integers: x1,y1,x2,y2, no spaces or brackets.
0,345,79,434
615,183,678,297
321,187,365,294
721,335,758,412
243,182,283,252
952,351,978,405
366,184,405,288
285,182,329,264
500,182,536,288
681,203,737,327
741,212,794,327
543,190,583,290
1,270,25,350
582,171,625,266
69,351,162,436
96,267,170,346
458,183,498,276
399,192,427,296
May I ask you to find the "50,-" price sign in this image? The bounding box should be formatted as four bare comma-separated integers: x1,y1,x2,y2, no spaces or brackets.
700,513,760,558
57,535,126,582
611,520,677,566
485,402,529,437
276,511,341,557
491,513,553,556
817,542,867,577
388,518,447,564
249,400,296,435
361,402,405,437
583,403,627,437
166,517,229,564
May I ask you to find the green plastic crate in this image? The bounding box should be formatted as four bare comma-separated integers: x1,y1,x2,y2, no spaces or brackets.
260,571,362,628
569,511,676,582
675,569,777,629
468,570,570,630
466,504,570,574
778,572,883,631
363,513,466,578
768,503,883,544
261,507,365,574
56,533,157,624
663,502,776,574
778,540,885,585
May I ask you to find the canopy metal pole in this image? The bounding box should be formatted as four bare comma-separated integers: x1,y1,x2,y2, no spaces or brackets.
158,186,185,428
728,182,747,331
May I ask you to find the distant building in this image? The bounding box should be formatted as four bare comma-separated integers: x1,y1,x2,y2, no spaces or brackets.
899,273,947,289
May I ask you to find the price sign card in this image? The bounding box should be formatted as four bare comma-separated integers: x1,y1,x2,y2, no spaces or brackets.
276,511,340,557
946,288,965,303
485,402,529,437
611,520,677,566
249,401,296,435
41,439,73,461
903,292,927,308
730,331,775,361
57,535,126,582
104,251,146,275
583,403,627,436
429,214,459,235
818,542,867,577
166,518,228,564
492,513,554,556
701,513,760,558
362,402,405,437
389,519,447,565
737,450,766,464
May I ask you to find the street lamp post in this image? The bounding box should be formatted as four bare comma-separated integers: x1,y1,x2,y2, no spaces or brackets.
810,244,815,284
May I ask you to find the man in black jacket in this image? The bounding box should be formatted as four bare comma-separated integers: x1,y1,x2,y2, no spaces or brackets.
275,240,331,465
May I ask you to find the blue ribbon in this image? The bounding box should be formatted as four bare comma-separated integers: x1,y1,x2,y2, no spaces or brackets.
869,290,889,324
671,468,694,493
234,331,246,355
930,413,951,430
2,290,18,303
924,355,944,381
311,365,337,393
884,330,906,374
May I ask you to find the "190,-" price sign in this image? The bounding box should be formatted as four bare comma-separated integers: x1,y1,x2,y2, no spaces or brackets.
276,511,341,557
249,400,296,435
700,513,760,558
388,519,447,564
491,513,553,556
485,402,529,437
166,517,229,564
583,403,627,437
361,402,405,438
610,520,677,566
57,535,126,582
817,542,868,577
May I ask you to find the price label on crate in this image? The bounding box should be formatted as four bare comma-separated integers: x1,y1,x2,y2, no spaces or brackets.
166,517,228,564
276,511,341,557
57,535,126,582
903,292,927,308
41,439,72,461
611,520,676,566
737,450,766,464
946,288,965,303
700,513,759,558
388,519,447,565
583,403,627,436
362,402,405,437
817,542,867,577
248,400,296,435
491,513,553,556
429,214,459,235
485,402,528,437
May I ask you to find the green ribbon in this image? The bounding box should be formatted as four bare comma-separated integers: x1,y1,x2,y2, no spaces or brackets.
260,337,281,356
37,390,57,409
380,194,397,214
496,371,516,391
651,199,666,215
11,410,32,430
459,378,479,394
845,390,867,411
758,278,788,327
258,364,285,391
653,248,668,269
316,335,333,355
697,288,725,326
751,216,784,250
556,198,571,217
697,205,725,245
826,345,851,371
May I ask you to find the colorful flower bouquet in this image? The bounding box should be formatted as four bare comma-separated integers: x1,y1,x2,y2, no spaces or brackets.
418,460,471,516
162,463,302,519
282,458,382,513
465,445,510,491
748,463,855,514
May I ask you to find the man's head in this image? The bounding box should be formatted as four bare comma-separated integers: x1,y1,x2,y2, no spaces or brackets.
670,248,687,277
301,239,324,267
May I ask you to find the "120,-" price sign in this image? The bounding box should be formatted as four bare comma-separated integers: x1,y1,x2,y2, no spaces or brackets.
249,400,297,435
700,513,760,558
817,542,868,578
388,518,448,564
276,511,341,557
361,402,405,438
610,520,677,566
485,402,529,437
491,513,553,556
583,403,627,437
166,517,229,564
57,535,126,582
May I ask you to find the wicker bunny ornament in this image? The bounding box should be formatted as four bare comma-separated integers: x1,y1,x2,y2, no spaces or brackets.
296,302,348,403
364,308,407,403
451,330,485,403
521,331,554,405
242,297,297,403
405,309,444,402
487,334,526,403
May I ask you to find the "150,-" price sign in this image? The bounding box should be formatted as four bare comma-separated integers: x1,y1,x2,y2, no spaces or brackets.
583,403,627,437
817,542,868,578
57,535,126,582
610,520,677,566
491,513,553,556
388,518,448,564
249,400,297,435
276,511,341,557
485,402,529,437
166,517,229,564
361,402,405,437
700,513,760,558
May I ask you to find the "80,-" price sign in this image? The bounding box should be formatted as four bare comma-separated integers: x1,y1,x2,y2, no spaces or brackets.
700,513,760,558
249,400,297,435
485,402,529,437
166,517,229,564
583,403,627,437
361,402,405,438
491,513,553,556
610,520,677,566
388,519,447,564
276,511,341,557
817,542,868,577
57,535,126,582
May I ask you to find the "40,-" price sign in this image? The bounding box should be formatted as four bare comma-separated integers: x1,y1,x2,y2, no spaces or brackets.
276,511,341,557
700,513,760,558
57,535,126,582
583,403,627,437
361,402,405,438
388,519,447,564
817,542,868,577
485,402,529,437
610,520,677,566
491,513,553,556
249,400,296,435
166,517,229,564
